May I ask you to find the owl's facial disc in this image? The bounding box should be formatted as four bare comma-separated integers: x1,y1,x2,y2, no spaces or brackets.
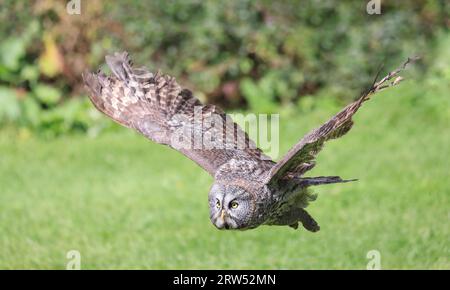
208,183,254,230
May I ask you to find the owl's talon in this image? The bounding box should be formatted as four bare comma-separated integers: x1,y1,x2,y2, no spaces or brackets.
289,222,299,229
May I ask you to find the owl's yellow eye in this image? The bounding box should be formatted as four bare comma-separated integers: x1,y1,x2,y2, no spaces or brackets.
230,201,239,209
215,200,221,209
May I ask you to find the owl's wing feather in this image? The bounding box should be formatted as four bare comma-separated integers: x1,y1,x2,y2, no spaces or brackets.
267,57,417,183
83,52,272,176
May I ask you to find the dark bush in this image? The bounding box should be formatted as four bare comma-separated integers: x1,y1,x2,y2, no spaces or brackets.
0,0,448,134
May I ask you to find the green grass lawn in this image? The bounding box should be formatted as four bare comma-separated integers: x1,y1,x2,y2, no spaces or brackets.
0,83,448,269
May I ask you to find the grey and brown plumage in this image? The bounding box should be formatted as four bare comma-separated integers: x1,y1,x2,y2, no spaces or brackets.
83,52,416,232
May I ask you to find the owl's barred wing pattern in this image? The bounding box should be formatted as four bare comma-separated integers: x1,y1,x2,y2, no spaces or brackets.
268,57,418,183
83,52,272,176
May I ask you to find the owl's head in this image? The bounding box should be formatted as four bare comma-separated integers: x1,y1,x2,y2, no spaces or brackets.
208,183,255,230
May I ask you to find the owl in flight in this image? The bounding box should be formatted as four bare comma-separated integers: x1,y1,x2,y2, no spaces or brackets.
83,52,415,232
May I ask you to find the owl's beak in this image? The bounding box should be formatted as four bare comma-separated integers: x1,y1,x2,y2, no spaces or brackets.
220,209,226,222
213,209,232,230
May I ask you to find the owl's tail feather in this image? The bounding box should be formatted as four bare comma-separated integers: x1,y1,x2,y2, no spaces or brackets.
299,176,358,187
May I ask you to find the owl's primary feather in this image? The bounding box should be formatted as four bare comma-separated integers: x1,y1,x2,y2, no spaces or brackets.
83,52,416,232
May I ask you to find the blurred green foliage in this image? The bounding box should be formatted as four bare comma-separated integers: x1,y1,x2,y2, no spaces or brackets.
0,0,448,136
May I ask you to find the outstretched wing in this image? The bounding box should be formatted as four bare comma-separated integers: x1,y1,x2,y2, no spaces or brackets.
83,52,272,176
267,57,417,183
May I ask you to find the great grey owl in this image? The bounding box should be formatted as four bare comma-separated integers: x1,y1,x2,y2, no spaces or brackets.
83,52,415,232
